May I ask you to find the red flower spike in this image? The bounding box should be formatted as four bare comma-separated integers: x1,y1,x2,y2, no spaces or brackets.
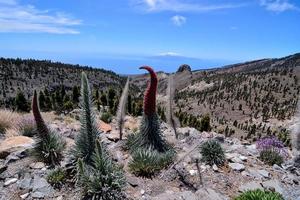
140,66,158,116
32,90,49,137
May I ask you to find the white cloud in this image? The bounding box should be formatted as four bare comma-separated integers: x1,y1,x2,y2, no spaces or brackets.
135,0,245,12
159,52,181,56
171,15,186,26
260,0,298,12
0,1,81,34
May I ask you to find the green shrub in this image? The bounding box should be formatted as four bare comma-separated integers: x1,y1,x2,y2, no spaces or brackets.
259,149,284,166
47,168,66,189
200,140,225,166
124,132,138,151
234,189,284,200
101,112,113,123
77,140,126,199
15,90,30,112
129,148,175,178
34,131,66,165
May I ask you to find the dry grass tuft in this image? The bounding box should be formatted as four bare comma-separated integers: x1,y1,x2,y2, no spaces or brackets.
0,109,21,135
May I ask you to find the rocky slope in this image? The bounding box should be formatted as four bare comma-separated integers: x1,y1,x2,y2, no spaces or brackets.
130,53,300,143
0,58,124,106
0,112,299,200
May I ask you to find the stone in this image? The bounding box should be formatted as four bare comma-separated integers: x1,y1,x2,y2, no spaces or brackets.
214,136,225,143
30,162,45,169
229,163,245,172
231,157,242,163
212,164,219,172
245,144,257,155
195,188,226,200
0,136,34,159
140,189,145,195
239,181,263,192
152,191,195,200
4,154,19,165
239,156,248,162
31,191,45,199
127,176,139,187
4,178,18,186
56,196,64,200
262,180,283,195
248,169,269,179
225,153,239,160
152,188,227,200
99,120,112,133
31,175,54,198
20,193,30,199
273,164,283,171
248,168,263,179
106,130,120,142
189,169,198,176
18,174,32,190
258,170,269,178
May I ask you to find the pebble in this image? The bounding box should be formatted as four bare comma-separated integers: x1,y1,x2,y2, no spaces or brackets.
189,169,198,176
20,193,30,199
30,162,45,169
212,164,219,172
229,163,245,172
4,178,18,186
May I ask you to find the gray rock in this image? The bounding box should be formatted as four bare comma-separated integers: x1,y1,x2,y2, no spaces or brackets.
262,180,283,195
239,181,263,192
214,136,225,143
248,169,269,179
4,178,18,186
196,188,227,200
248,168,263,179
20,193,30,199
32,175,54,197
225,153,239,161
127,176,139,187
4,154,19,165
31,191,46,199
229,163,245,172
212,164,219,172
30,162,45,169
152,191,196,200
258,170,269,178
151,188,227,200
18,174,32,190
273,164,283,171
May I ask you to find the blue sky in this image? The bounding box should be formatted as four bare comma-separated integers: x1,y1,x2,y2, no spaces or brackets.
0,0,299,74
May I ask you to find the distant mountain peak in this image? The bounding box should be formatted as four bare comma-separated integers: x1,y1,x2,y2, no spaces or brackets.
177,64,191,73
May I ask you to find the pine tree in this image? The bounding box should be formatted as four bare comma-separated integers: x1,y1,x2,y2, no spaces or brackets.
72,86,80,105
15,90,30,112
38,90,46,111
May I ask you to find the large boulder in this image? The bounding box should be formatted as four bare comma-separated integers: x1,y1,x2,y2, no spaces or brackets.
152,188,227,200
0,136,34,159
